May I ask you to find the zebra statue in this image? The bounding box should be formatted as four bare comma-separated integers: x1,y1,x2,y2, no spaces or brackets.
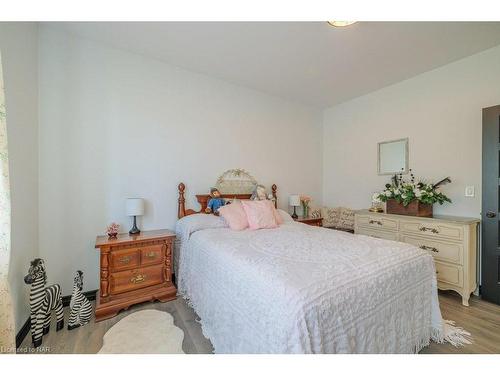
68,270,92,330
24,258,64,347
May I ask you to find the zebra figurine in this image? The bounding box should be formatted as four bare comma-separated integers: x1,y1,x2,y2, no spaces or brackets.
68,270,92,330
24,258,64,348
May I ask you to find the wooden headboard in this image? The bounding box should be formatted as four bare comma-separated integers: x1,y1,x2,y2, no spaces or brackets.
178,183,277,219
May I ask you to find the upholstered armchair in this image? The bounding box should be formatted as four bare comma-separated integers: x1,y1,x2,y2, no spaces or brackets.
309,206,355,233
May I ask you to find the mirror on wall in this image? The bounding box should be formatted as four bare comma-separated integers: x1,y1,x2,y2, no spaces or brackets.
378,138,409,175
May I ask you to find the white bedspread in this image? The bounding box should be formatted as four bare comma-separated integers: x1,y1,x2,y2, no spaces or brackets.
175,215,443,353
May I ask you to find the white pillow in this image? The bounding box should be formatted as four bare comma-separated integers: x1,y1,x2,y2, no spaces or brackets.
277,209,294,223
175,213,228,240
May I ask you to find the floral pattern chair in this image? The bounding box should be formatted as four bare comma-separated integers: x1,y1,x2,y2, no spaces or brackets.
310,206,355,233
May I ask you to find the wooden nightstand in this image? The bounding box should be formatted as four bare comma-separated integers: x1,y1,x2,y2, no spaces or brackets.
94,229,177,321
294,217,323,227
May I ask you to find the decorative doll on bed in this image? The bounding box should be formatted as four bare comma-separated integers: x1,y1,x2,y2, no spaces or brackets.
251,184,275,204
205,187,225,215
251,184,267,200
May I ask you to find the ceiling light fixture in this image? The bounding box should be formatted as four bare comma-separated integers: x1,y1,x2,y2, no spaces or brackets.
327,21,357,27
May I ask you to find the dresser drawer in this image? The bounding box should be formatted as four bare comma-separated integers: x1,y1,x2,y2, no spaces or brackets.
435,261,463,287
140,244,164,266
356,215,398,231
109,248,140,271
109,264,164,295
356,227,399,241
400,220,463,241
400,235,463,265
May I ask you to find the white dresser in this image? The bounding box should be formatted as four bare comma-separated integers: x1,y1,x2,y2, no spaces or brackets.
354,210,480,306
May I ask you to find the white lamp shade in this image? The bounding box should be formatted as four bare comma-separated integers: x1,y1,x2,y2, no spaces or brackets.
126,198,144,216
289,195,301,207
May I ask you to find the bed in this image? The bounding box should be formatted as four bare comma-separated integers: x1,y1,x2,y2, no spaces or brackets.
174,181,446,354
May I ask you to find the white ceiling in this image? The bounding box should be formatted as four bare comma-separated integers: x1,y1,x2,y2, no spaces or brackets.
49,22,500,108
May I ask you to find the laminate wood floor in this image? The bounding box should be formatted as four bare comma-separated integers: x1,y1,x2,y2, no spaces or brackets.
19,291,500,354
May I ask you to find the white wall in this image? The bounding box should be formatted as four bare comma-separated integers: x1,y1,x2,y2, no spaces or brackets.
323,44,500,218
38,27,323,294
0,23,39,332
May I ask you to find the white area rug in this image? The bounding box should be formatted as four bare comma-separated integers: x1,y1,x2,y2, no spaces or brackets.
98,310,185,354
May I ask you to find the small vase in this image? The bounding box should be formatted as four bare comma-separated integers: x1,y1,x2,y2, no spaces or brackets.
107,232,118,239
302,205,309,218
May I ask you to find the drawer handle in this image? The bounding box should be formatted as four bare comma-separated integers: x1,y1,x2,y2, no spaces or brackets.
419,226,439,234
145,251,157,259
119,256,132,264
130,274,146,284
369,220,383,226
419,245,439,253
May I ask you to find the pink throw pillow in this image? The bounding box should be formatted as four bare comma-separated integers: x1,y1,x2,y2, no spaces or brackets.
218,201,249,230
267,201,284,225
241,200,278,230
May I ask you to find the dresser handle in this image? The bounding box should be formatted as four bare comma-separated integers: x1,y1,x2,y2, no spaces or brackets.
130,274,146,284
145,251,156,258
419,226,439,234
369,220,383,226
119,256,132,264
419,245,439,253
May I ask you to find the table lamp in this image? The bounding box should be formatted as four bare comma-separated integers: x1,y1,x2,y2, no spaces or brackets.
289,195,300,219
126,198,144,235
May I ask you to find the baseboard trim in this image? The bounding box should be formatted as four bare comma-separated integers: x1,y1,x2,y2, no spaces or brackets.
16,289,98,348
15,317,31,349
61,289,97,307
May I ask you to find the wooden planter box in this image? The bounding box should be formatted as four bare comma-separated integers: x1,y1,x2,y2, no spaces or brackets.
386,199,433,217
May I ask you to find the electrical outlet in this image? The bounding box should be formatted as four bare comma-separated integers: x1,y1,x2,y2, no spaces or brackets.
465,186,475,197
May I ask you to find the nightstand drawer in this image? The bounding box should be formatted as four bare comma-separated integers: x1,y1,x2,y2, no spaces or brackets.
295,217,323,226
109,264,164,295
109,248,140,271
140,244,163,266
356,215,398,231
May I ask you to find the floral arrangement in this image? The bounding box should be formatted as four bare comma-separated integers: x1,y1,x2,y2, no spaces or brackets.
376,170,452,207
300,195,312,217
106,222,120,237
300,195,312,207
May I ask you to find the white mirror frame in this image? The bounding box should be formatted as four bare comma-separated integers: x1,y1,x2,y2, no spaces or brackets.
377,138,409,175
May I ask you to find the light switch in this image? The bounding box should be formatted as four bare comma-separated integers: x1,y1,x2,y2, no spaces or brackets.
465,186,475,197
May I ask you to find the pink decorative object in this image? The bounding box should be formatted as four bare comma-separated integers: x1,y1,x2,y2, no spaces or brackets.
218,201,249,231
106,222,120,238
241,200,278,230
266,200,284,225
